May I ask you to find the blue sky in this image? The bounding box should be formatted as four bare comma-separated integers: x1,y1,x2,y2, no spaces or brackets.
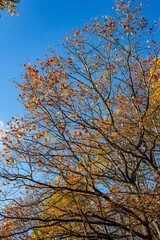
0,0,160,124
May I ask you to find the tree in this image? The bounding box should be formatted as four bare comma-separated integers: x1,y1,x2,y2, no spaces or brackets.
0,0,20,16
0,0,160,239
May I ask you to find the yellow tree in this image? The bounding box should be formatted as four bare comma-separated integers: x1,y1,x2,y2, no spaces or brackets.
150,57,160,106
0,0,160,239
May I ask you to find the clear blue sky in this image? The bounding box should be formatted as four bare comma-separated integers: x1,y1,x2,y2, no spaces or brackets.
0,0,160,124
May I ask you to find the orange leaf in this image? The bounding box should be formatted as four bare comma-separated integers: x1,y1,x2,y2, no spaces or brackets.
76,30,81,34
94,96,98,100
154,176,159,181
155,192,160,195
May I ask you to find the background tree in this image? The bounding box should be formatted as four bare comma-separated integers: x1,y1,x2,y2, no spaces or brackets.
0,0,20,16
0,0,160,239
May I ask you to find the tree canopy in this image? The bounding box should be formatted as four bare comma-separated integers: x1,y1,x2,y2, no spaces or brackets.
0,0,160,239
